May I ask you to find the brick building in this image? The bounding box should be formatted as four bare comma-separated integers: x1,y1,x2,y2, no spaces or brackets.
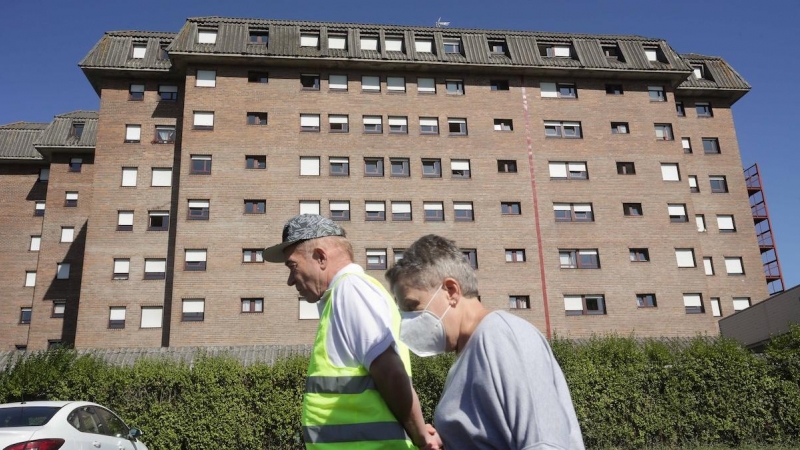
0,17,768,350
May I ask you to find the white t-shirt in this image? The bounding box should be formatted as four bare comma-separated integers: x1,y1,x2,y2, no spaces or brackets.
317,263,396,370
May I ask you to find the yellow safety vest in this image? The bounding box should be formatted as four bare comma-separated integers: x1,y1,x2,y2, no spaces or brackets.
302,272,416,450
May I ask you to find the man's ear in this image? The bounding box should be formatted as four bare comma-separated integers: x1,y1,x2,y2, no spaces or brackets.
443,277,462,307
312,247,328,270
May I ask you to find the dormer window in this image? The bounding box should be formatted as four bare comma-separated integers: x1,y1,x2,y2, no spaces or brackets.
644,46,666,63
249,31,269,45
443,38,461,54
70,123,84,139
540,44,572,58
602,45,624,62
197,29,217,44
158,45,169,60
132,44,147,59
360,36,379,51
329,34,347,50
300,33,319,48
414,38,433,53
692,64,705,79
488,39,508,55
385,37,403,52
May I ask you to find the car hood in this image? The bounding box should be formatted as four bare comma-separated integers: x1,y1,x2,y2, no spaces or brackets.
0,428,37,446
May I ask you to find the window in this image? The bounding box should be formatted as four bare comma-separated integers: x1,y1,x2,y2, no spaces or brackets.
683,294,704,314
616,162,635,175
113,258,130,280
717,215,736,233
637,294,657,308
541,44,572,58
329,115,349,133
300,33,319,48
299,200,320,215
448,118,467,136
195,70,216,88
247,112,268,126
445,79,464,95
417,78,436,94
544,121,582,138
668,204,688,222
248,72,269,83
388,116,408,134
390,158,410,177
132,44,146,59
148,211,169,231
710,176,728,193
494,119,513,131
140,306,163,328
630,248,650,262
443,38,461,54
329,201,350,221
365,201,386,221
52,301,65,319
603,45,624,61
361,76,380,92
661,163,680,181
329,157,349,176
197,29,217,44
605,84,623,95
25,271,36,287
422,159,441,177
30,236,41,251
689,176,699,193
387,77,405,92
129,84,145,101
654,124,674,140
125,124,141,142
185,249,207,271
692,65,705,79
190,155,211,174
454,202,474,221
300,114,320,132
623,203,643,216
702,138,720,154
611,122,629,134
241,298,264,313
498,160,517,173
300,74,320,90
34,201,45,217
676,102,685,117
559,249,600,269
153,126,175,144
696,102,713,117
38,168,49,182
502,202,521,215
182,299,205,322
696,214,707,232
462,249,478,269
733,297,751,311
366,249,387,270
329,35,347,50
491,80,510,91
244,199,266,214
360,36,378,51
390,201,412,221
187,200,210,220
193,112,214,130
20,308,32,325
710,297,722,317
65,192,78,207
66,157,82,173
724,257,744,275
644,47,660,62
423,202,444,221
682,138,692,153
246,155,266,169
549,162,587,180
648,86,665,101
249,30,268,44
117,210,133,230
364,158,384,176
554,203,594,222
509,296,530,309
144,259,166,280
675,249,696,268
300,156,320,176
158,85,178,101
243,249,264,263
564,295,606,315
363,116,383,134
415,38,433,53
451,160,471,179
328,74,347,90
703,257,714,275
385,37,403,52
540,82,577,99
151,168,172,187
60,227,74,243
419,117,439,134
393,249,405,263
505,249,526,262
56,263,70,280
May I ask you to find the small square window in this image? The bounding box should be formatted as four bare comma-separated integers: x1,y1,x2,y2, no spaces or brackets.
60,227,74,243
300,114,321,132
366,249,388,270
391,201,412,221
617,162,636,175
564,295,606,316
34,201,46,217
682,137,693,153
125,124,142,142
509,295,530,309
611,122,629,134
668,203,688,222
683,293,705,314
300,74,320,90
490,80,510,91
501,202,521,215
448,118,467,136
242,298,264,313
505,249,526,262
494,119,513,131
654,124,674,141
422,159,441,178
56,263,70,280
68,157,82,172
603,45,624,61
148,211,169,231
329,115,349,133
363,116,383,134
388,116,408,134
243,249,265,263
20,308,32,325
329,201,350,221
144,259,166,280
676,102,685,117
559,249,600,269
329,35,347,50
498,160,517,173
443,38,461,54
703,138,721,154
117,210,133,230
717,215,736,233
329,157,349,176
648,86,666,102
488,40,508,55
636,294,657,308
390,158,410,177
113,258,130,280
188,200,210,220
445,79,464,95
454,202,474,222
196,70,216,87
192,112,214,130
246,155,266,169
417,78,436,94
182,299,205,322
710,176,728,193
362,76,381,92
249,31,269,45
197,29,217,44
129,84,145,101
247,112,268,126
696,102,713,117
451,160,471,179
623,203,643,216
419,117,439,135
605,84,623,95
387,77,406,92
630,248,650,262
384,37,403,52
676,249,697,268
64,191,78,207
244,200,266,214
185,249,207,271
364,158,384,177
158,85,178,101
365,201,386,221
248,72,269,83
154,126,176,144
423,202,444,221
300,33,319,48
190,155,211,174
52,301,66,319
724,257,744,275
462,249,478,269
360,36,379,51
70,123,84,139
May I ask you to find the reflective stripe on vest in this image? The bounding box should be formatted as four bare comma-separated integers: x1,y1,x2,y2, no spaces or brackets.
305,375,375,394
304,422,409,444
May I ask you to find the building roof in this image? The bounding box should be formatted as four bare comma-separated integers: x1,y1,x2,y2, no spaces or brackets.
35,110,99,148
79,30,176,70
678,53,751,90
0,122,47,160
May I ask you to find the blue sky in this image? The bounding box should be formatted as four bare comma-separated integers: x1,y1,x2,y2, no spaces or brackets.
1,0,797,289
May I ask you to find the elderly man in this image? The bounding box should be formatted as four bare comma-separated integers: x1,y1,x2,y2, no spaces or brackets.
264,214,438,450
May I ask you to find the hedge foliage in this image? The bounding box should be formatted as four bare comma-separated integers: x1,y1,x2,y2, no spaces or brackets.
1,328,799,449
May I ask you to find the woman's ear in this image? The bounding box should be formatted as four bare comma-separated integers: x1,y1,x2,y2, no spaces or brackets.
443,277,462,307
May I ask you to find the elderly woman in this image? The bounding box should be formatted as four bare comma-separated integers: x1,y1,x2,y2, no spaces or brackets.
385,234,585,450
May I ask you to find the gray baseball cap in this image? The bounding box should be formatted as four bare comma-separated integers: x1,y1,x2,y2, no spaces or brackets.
263,214,346,262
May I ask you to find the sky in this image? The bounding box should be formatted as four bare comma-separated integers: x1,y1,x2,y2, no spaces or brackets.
1,0,797,289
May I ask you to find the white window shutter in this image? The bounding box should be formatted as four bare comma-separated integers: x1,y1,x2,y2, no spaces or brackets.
554,46,570,57
387,77,405,91
114,259,130,274
61,228,74,242
365,202,385,212
193,112,214,127
724,258,743,274
198,31,217,44
419,118,438,127
329,115,348,124
122,168,137,187
540,82,557,98
675,249,695,267
423,202,443,211
188,200,209,208
183,300,205,313
329,201,349,211
300,157,320,176
362,76,380,91
185,250,207,262
140,307,163,328
683,294,702,307
549,163,567,177
300,34,319,47
696,216,707,232
451,160,470,171
118,211,134,226
564,296,583,311
661,164,680,181
717,215,735,230
125,125,141,141
703,258,713,275
391,202,411,213
360,37,378,51
363,116,382,125
668,204,686,216
732,298,750,311
329,75,347,90
385,38,403,52
573,204,593,212
417,78,435,92
151,169,172,187
299,201,320,215
300,114,320,127
329,36,346,49
109,307,126,321
145,259,166,272
415,40,432,52
196,70,216,87
388,117,407,126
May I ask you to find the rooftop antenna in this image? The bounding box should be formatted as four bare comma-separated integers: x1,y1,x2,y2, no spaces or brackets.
435,17,450,28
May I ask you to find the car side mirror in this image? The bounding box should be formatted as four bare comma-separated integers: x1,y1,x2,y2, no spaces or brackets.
127,428,142,440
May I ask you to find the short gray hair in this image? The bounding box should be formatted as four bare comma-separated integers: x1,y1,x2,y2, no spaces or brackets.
385,234,478,297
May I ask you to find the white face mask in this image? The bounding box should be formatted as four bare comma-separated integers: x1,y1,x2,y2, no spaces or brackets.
399,285,450,357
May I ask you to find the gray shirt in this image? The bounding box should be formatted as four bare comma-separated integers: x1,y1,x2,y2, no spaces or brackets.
434,311,585,450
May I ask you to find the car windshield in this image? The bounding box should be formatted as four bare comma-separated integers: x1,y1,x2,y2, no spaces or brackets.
0,406,61,427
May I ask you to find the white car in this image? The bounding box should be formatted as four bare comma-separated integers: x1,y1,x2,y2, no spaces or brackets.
0,401,147,450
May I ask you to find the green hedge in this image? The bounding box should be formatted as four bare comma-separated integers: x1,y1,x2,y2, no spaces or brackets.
1,328,799,449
